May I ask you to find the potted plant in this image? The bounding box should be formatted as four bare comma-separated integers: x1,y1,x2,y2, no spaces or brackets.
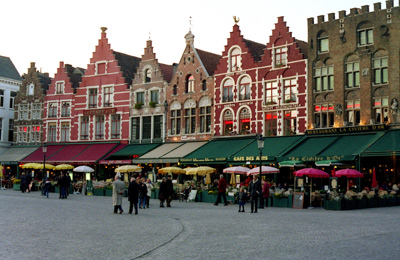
13,179,21,191
134,102,143,110
149,101,157,108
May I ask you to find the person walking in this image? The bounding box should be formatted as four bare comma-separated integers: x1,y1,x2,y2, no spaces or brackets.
159,177,167,207
113,173,125,214
25,173,32,193
166,175,173,207
214,174,228,206
145,178,153,208
139,178,147,209
128,177,140,215
43,178,52,198
262,180,270,207
238,187,247,212
65,173,71,197
59,173,67,199
20,174,26,193
248,175,262,213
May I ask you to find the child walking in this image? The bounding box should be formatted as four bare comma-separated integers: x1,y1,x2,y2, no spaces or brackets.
238,187,246,212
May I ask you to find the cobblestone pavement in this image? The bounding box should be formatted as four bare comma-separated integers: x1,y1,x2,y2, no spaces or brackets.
1,189,400,260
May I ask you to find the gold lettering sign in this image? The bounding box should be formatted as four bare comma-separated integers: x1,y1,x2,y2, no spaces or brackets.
306,124,386,135
83,108,117,116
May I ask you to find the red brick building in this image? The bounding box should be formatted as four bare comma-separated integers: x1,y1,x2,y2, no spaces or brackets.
165,30,220,142
130,39,174,143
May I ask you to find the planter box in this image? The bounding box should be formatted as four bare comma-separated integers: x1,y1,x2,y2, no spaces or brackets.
325,199,342,210
387,197,397,207
104,189,113,196
355,198,367,209
55,186,60,194
378,198,387,207
93,188,104,196
367,197,378,208
396,197,400,206
202,192,218,203
344,199,356,210
13,184,20,191
273,197,288,207
287,195,293,208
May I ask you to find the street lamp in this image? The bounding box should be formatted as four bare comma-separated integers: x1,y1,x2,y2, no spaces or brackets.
164,100,168,143
257,134,264,208
42,143,47,180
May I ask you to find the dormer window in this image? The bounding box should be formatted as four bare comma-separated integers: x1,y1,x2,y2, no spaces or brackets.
274,47,287,67
145,69,151,83
229,47,241,72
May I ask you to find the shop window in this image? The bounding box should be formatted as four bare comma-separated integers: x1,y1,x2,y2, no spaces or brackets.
373,97,389,124
265,112,277,136
239,77,251,100
223,110,233,135
223,79,234,102
314,103,334,128
345,100,361,126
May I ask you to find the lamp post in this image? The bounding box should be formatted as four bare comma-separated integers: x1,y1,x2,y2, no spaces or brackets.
42,143,47,180
257,134,264,208
164,100,168,143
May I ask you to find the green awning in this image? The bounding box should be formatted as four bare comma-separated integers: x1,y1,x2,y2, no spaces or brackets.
278,132,384,162
278,160,305,167
181,138,254,164
107,143,160,159
362,129,400,157
228,135,303,165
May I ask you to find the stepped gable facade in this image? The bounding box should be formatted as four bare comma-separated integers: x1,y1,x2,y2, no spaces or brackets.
130,39,174,143
14,62,51,145
165,30,221,142
308,0,400,128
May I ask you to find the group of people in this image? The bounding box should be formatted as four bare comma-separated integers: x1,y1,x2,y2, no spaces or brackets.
19,173,33,193
55,172,71,199
112,174,154,215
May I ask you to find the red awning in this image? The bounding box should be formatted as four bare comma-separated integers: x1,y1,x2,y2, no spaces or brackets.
20,145,65,163
46,144,90,164
72,143,118,163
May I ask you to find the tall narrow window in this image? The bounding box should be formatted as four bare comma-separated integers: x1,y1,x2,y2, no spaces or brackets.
95,115,104,140
88,89,98,108
223,110,233,135
8,119,13,142
10,91,16,109
223,79,234,102
145,69,151,83
150,90,159,104
202,80,207,91
373,57,388,85
48,123,57,142
56,81,64,94
142,116,151,139
61,123,70,142
0,118,2,141
48,103,57,118
80,116,89,140
186,75,195,93
61,102,70,117
373,97,389,124
136,92,144,104
0,89,4,107
239,108,250,134
265,112,277,136
131,117,140,141
358,25,373,46
153,115,162,139
103,87,113,107
18,126,29,143
314,62,334,91
314,103,334,128
284,79,297,103
284,110,297,135
275,47,287,67
184,108,196,134
31,126,41,143
265,81,278,105
346,100,361,126
97,62,106,75
199,106,211,133
173,85,178,95
346,61,360,88
230,48,241,72
318,32,329,53
19,104,29,120
111,114,120,139
32,103,41,120
239,77,251,100
171,110,181,135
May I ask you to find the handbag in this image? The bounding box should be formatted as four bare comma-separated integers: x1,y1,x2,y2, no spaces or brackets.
158,194,165,202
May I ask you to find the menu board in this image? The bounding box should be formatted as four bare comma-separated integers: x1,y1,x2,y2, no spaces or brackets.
293,192,304,209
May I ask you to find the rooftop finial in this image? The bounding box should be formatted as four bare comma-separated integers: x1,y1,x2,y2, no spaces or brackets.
233,16,240,24
189,16,192,32
101,27,108,33
148,31,151,40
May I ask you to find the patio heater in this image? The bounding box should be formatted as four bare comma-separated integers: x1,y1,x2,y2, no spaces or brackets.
42,143,47,179
257,134,264,208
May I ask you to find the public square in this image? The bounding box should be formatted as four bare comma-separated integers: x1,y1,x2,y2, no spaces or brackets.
1,189,400,260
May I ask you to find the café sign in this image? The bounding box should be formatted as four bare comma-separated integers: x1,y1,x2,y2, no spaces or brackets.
232,155,268,162
306,124,386,135
83,108,117,116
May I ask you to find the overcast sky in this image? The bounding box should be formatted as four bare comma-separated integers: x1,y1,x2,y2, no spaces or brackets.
2,0,383,76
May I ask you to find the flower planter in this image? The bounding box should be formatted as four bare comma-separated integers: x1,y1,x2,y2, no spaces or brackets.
355,198,367,209
378,198,387,207
367,197,378,208
93,188,104,196
13,184,20,191
387,197,397,207
344,199,356,210
325,199,342,210
55,186,60,194
396,197,400,206
273,197,288,207
104,189,113,196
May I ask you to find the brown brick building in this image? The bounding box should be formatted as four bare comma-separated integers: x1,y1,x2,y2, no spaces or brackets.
308,0,400,129
165,30,221,142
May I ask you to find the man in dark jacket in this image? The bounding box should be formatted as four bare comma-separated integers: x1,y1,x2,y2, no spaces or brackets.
65,173,71,197
159,177,168,207
166,175,173,207
248,175,262,213
128,177,140,214
20,174,26,193
214,174,228,206
25,173,32,192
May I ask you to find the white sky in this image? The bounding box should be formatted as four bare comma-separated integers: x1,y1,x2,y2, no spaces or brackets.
1,0,382,76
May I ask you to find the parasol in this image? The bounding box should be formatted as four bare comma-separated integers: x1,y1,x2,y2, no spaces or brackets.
158,167,186,174
54,164,74,170
294,168,329,208
229,173,236,186
34,163,55,170
205,173,211,185
335,169,364,178
21,163,41,169
223,166,250,175
247,166,279,176
184,166,216,176
114,165,142,173
73,165,94,173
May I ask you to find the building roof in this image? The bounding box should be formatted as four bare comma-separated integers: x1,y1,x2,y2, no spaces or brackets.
37,73,52,92
195,49,221,76
295,39,308,59
244,39,266,62
113,51,141,85
65,64,85,89
159,63,174,83
0,56,21,81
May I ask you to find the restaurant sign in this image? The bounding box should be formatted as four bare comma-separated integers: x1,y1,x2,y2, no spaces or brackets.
306,124,386,135
287,155,345,162
83,108,117,116
232,156,268,162
181,157,226,163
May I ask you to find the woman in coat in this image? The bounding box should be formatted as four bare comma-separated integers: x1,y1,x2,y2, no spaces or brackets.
112,174,125,214
159,177,167,207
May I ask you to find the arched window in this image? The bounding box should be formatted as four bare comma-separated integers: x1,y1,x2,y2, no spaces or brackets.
313,59,334,92
145,69,151,83
202,80,207,91
230,48,241,72
239,77,250,100
173,85,178,95
239,108,250,134
223,110,233,135
185,75,194,93
222,79,234,102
